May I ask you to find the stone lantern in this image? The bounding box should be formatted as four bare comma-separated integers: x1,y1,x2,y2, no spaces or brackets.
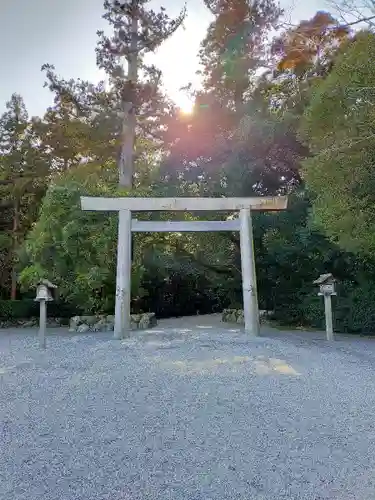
34,280,57,348
313,273,337,341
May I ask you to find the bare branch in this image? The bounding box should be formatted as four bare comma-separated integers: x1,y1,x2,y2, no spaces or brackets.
327,0,375,27
279,13,375,33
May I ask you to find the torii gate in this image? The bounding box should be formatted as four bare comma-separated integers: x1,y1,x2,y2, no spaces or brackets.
81,196,288,338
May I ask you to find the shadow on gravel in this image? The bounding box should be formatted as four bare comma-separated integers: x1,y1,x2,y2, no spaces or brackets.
159,355,301,377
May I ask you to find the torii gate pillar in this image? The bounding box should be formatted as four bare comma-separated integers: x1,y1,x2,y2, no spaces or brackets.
239,208,260,336
114,210,132,339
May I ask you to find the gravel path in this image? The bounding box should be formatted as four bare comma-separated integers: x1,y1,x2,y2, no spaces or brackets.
1,316,375,499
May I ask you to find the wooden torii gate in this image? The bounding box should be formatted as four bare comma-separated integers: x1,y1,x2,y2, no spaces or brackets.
81,196,288,338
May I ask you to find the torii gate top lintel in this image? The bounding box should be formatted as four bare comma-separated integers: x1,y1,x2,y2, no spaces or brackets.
80,196,288,212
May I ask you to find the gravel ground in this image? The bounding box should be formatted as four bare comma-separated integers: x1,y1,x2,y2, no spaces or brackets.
1,317,375,499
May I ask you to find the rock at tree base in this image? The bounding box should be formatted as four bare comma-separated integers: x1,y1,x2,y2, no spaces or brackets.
68,312,157,333
222,309,274,325
237,310,244,323
69,316,81,332
80,315,98,326
92,318,107,332
77,324,90,334
19,319,38,328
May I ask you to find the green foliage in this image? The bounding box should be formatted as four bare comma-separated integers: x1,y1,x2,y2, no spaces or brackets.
0,299,80,320
0,94,50,298
19,163,151,313
334,281,375,334
300,31,375,255
256,190,375,334
0,300,37,320
294,280,375,335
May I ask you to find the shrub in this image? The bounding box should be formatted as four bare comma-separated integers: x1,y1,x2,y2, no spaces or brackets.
0,300,81,320
273,280,375,334
334,281,375,334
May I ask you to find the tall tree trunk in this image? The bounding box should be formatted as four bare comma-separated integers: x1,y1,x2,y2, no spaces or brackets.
118,0,139,188
234,84,244,118
11,198,20,300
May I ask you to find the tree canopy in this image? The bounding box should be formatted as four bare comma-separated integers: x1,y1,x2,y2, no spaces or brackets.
301,31,375,255
2,1,375,333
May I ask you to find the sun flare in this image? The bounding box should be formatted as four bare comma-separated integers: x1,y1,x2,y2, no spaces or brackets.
176,96,195,115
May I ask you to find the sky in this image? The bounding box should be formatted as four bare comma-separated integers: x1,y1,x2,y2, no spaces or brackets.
0,0,334,117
